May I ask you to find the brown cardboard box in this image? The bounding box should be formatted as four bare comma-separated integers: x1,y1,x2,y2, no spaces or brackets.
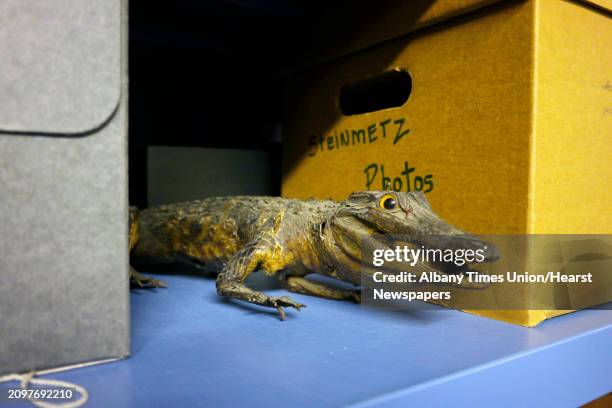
295,0,504,69
282,0,612,326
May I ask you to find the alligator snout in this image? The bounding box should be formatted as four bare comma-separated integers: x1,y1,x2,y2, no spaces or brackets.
421,234,500,267
454,235,499,262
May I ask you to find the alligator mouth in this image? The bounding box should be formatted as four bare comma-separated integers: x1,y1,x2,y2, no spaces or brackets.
333,220,501,275
332,219,388,263
371,234,500,275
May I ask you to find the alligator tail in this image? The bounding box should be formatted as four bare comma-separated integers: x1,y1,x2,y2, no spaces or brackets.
129,206,140,251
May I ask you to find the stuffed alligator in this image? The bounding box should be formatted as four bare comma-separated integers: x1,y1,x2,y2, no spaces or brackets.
129,191,496,320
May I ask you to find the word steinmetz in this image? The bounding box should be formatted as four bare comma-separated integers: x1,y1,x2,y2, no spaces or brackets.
307,116,410,157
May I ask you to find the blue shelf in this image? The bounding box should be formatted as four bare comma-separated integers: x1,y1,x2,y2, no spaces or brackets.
2,273,611,407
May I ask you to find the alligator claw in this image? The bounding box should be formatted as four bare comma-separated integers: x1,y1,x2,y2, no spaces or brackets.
130,268,167,289
272,296,306,321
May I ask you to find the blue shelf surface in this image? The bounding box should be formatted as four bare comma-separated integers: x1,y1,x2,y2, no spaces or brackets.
2,273,611,407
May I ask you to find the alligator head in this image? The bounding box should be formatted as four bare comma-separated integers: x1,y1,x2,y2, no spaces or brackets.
325,191,498,283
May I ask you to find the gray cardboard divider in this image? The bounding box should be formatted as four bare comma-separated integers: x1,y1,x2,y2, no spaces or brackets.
147,147,275,206
0,0,121,135
0,0,129,375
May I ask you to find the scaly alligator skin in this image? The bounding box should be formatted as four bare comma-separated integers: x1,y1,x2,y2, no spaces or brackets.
130,191,495,319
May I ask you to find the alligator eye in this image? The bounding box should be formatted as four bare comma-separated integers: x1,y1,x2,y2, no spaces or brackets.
380,194,397,210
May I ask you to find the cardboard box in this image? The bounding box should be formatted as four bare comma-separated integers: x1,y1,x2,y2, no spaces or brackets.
0,0,129,374
295,0,503,69
282,0,612,326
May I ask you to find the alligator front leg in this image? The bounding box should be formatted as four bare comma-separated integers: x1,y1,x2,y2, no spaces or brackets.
283,275,360,303
128,207,167,288
130,266,167,288
216,238,306,320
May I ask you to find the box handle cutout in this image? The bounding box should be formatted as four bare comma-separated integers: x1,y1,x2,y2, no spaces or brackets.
339,69,412,115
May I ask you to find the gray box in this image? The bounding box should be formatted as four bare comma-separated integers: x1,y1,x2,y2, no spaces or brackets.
148,146,275,206
0,0,129,374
